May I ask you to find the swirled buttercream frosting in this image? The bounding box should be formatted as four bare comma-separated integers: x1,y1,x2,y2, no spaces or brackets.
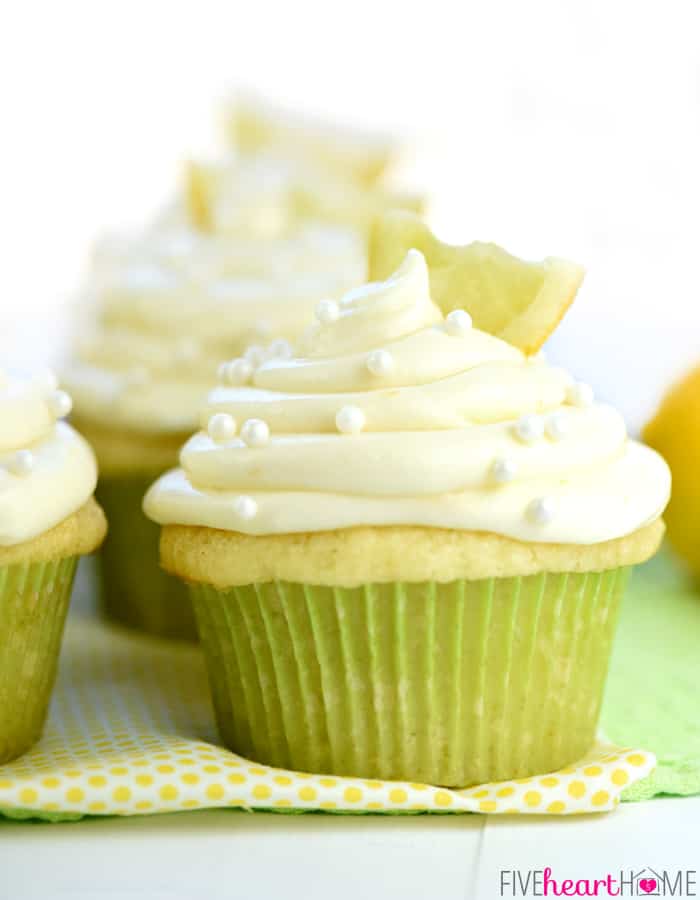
64,218,366,434
144,250,671,543
0,370,98,546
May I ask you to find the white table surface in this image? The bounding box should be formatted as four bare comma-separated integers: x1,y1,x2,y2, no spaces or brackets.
1,795,698,899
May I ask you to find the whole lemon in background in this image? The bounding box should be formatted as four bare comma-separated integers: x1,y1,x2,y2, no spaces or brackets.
644,364,700,576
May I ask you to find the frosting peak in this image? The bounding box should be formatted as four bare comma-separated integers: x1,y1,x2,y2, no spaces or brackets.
0,370,98,546
145,252,671,544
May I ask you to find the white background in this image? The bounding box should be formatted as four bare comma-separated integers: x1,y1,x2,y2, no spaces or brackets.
1,0,699,431
1,4,699,897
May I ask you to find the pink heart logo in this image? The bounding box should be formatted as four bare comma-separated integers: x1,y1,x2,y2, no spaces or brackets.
639,879,657,894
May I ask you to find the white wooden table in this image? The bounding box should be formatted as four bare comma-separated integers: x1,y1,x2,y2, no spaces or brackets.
1,796,698,899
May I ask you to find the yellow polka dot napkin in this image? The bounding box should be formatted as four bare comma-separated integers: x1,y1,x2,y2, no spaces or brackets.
0,617,654,821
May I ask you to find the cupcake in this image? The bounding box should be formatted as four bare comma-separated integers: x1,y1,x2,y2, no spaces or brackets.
65,133,420,641
144,247,670,786
0,368,106,763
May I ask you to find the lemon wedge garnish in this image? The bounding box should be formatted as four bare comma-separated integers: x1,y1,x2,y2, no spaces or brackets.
369,211,584,354
226,94,396,186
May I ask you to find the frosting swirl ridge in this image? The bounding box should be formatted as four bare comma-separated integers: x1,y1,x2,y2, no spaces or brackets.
64,220,366,434
0,370,98,546
145,251,671,544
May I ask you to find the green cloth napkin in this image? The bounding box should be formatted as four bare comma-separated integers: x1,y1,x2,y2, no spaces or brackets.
602,552,700,800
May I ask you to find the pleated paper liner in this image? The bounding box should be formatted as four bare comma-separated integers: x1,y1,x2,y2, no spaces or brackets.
192,569,628,786
0,556,77,763
96,474,197,641
0,617,653,821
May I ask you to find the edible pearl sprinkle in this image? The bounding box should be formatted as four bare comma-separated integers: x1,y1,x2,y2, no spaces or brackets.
208,413,237,443
366,349,394,377
268,339,293,360
492,457,518,483
513,415,545,444
48,390,73,420
527,497,556,525
546,413,568,441
240,418,270,448
234,495,258,520
9,450,34,476
336,405,366,435
567,382,594,408
315,299,340,324
219,358,253,386
444,309,473,336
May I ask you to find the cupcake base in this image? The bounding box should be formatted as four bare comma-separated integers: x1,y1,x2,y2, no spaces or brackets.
190,569,628,786
96,475,197,641
0,557,77,763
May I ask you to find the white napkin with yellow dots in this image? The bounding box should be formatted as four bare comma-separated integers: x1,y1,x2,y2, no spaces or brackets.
0,617,654,821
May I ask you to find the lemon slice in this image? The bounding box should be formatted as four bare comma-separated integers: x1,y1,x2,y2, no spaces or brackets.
644,364,700,576
369,211,585,353
226,95,396,185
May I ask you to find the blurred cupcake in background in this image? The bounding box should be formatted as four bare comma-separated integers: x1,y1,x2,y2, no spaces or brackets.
145,241,670,786
64,99,423,641
0,367,106,762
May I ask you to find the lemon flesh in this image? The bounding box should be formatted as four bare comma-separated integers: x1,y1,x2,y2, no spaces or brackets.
369,210,584,354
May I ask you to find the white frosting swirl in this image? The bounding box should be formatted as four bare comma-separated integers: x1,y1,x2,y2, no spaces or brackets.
0,370,98,546
64,219,366,434
144,251,671,543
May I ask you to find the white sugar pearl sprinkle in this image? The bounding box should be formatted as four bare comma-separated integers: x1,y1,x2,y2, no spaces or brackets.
240,418,270,448
491,457,518,483
546,413,568,441
219,358,253,386
315,299,340,324
48,390,73,419
445,309,473,336
366,349,394,377
208,413,237,443
234,495,258,520
268,339,293,360
335,405,366,435
567,382,594,408
8,450,34,476
527,496,556,525
513,415,545,444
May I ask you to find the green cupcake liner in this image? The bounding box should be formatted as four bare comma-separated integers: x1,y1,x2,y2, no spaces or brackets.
96,475,197,641
0,556,77,763
190,569,629,786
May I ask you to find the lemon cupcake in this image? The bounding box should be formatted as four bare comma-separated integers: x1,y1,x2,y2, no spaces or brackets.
66,213,366,640
0,368,106,763
144,245,669,786
65,114,422,641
